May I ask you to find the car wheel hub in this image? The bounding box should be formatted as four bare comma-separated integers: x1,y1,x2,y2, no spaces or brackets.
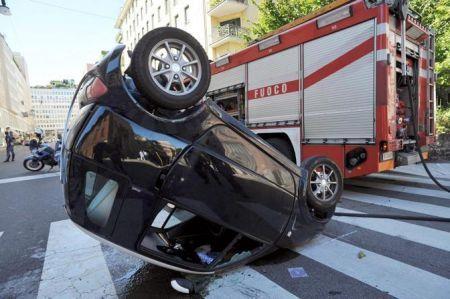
148,39,202,97
310,164,337,202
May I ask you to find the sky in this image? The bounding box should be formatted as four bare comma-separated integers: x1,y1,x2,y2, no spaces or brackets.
0,0,123,86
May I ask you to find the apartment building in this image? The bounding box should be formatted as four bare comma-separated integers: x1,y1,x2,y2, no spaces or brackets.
0,33,34,146
115,0,259,62
30,87,77,138
207,0,259,58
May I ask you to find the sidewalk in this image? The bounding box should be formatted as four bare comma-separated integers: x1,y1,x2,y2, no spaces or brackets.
0,146,58,180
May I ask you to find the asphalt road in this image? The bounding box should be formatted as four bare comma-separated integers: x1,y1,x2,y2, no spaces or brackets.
0,148,449,298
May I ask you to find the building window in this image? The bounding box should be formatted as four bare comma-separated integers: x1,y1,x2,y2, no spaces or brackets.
173,0,177,5
184,6,189,24
174,14,179,27
220,18,241,27
145,0,148,13
146,21,149,31
165,0,168,14
157,6,161,21
141,7,143,20
152,14,155,28
142,27,144,36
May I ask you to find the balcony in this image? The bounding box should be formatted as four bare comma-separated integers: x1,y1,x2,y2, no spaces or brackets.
208,0,248,18
210,24,247,48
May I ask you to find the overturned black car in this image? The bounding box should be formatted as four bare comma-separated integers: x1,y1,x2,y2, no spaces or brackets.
61,28,342,275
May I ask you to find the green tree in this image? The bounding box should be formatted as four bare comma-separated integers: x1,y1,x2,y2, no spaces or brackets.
409,0,450,105
436,107,450,134
245,0,333,40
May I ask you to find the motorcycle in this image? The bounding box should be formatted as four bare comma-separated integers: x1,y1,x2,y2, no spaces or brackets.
23,140,61,171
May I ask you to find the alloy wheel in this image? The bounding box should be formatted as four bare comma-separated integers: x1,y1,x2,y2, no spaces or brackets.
148,38,202,97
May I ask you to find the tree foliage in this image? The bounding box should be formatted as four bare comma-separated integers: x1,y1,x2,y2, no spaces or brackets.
436,107,450,134
409,0,450,93
248,0,450,103
246,0,333,40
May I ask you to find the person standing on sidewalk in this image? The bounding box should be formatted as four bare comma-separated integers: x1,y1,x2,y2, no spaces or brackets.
3,127,15,162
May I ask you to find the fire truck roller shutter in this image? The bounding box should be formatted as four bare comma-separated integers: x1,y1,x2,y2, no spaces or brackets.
208,64,245,93
303,19,376,143
247,46,301,124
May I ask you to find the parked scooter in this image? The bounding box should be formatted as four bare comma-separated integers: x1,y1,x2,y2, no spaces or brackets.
23,140,61,172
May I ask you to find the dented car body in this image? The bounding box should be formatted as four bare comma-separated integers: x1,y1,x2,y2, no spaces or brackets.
61,45,333,274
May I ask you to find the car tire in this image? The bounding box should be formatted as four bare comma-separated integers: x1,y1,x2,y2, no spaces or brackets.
265,137,296,163
301,156,342,211
128,27,211,110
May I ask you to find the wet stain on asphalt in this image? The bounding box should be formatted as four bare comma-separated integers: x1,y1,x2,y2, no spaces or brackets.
102,244,200,298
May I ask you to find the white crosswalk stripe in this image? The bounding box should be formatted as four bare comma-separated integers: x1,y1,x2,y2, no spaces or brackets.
37,220,117,299
369,172,450,187
294,235,450,299
343,190,450,218
346,179,450,199
204,268,297,299
392,164,450,179
334,207,450,252
0,172,59,185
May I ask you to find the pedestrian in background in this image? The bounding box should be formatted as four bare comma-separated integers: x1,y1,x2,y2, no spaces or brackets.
3,127,15,162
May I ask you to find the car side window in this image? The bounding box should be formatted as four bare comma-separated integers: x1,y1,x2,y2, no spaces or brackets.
199,126,295,193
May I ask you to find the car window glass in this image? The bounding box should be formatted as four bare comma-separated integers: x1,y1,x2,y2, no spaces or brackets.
199,126,295,193
84,171,119,227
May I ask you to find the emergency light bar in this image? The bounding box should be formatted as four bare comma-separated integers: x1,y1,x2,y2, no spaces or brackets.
258,35,281,51
317,6,352,28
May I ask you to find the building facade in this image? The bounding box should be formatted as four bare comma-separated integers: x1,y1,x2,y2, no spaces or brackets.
207,0,259,59
115,0,260,62
0,33,34,146
30,88,77,138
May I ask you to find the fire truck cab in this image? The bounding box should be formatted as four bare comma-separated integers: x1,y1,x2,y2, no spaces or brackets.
207,0,436,179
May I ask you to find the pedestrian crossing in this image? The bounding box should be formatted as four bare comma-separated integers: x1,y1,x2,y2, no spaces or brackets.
390,164,450,180
37,220,116,299
346,178,450,199
294,235,450,299
369,172,450,187
334,207,450,252
2,164,450,298
204,268,297,299
343,190,450,218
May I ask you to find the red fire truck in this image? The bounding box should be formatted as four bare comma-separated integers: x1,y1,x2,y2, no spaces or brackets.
207,0,436,179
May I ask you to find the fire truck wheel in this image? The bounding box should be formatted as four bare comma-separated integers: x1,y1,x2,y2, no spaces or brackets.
302,157,342,211
128,27,211,110
264,137,296,163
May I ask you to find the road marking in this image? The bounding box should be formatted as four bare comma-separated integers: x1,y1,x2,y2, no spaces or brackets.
0,232,3,239
0,172,59,185
204,267,297,299
294,235,450,299
393,164,450,180
343,190,450,218
369,172,450,187
334,207,450,252
346,179,450,199
38,220,117,298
